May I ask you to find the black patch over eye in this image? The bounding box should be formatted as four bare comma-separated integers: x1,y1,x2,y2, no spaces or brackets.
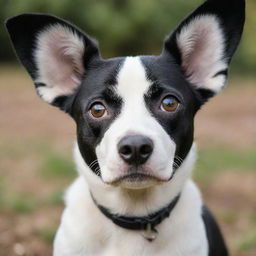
160,96,180,112
89,102,107,118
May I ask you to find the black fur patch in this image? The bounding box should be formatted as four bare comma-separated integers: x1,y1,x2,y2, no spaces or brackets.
52,93,78,114
195,88,216,106
141,55,197,163
213,69,228,78
71,58,124,175
35,82,46,88
202,206,229,256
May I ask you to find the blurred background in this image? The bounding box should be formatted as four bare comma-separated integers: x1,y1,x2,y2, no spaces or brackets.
0,0,255,255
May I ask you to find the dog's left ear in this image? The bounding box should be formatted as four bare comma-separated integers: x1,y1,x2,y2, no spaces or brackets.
164,0,245,100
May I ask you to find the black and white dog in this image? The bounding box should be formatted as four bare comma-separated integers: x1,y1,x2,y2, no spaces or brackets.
6,0,245,255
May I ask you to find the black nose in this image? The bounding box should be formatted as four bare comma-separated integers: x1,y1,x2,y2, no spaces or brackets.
118,135,154,165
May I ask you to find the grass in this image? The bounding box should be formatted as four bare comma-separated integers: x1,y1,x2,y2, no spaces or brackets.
237,229,256,253
194,147,256,182
0,142,74,214
0,189,65,214
193,146,256,255
0,173,36,213
218,208,238,225
0,191,37,214
39,150,76,179
9,195,37,213
43,189,65,206
38,226,58,244
0,177,6,209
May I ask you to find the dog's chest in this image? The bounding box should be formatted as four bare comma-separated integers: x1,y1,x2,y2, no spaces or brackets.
54,178,208,256
59,215,207,256
90,226,207,256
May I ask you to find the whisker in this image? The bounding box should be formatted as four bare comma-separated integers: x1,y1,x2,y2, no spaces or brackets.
94,166,101,177
175,155,184,162
174,156,184,165
89,159,98,169
172,155,184,171
172,163,180,170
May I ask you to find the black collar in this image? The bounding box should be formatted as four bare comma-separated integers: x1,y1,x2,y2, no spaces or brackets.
91,193,180,231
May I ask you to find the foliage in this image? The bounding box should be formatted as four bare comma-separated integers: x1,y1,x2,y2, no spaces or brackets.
0,0,255,75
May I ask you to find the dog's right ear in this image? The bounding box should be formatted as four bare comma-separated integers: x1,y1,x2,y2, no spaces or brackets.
6,14,100,112
163,0,245,103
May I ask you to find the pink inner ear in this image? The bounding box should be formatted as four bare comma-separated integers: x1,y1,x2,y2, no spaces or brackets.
58,37,85,84
35,24,85,102
177,15,227,92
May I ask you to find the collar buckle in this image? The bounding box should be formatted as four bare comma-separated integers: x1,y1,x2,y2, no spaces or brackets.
142,223,158,242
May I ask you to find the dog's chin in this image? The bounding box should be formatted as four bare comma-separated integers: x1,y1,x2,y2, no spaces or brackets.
105,172,169,190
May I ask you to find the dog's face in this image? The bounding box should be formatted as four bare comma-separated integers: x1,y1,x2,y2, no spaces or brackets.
6,0,245,189
72,55,197,188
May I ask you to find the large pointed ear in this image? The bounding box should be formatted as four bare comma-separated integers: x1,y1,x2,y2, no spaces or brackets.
6,14,99,112
164,0,245,99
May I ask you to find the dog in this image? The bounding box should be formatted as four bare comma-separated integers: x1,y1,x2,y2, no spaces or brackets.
6,0,245,255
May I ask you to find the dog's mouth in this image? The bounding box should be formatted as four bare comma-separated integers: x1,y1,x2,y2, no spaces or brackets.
106,172,168,189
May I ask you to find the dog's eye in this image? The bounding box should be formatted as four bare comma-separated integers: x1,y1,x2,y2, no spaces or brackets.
89,103,107,118
160,96,179,112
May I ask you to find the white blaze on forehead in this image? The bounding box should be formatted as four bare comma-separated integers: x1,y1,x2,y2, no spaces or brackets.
116,57,151,99
114,56,155,131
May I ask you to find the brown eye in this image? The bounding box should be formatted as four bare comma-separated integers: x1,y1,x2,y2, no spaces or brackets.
89,103,107,118
161,96,179,112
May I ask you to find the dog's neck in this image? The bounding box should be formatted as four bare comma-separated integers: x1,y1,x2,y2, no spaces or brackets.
74,143,197,217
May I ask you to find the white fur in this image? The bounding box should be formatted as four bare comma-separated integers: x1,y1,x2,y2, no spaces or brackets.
96,57,176,186
54,144,208,256
35,24,85,103
176,15,227,93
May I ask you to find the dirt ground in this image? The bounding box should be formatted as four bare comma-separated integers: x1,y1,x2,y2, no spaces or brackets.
0,68,255,256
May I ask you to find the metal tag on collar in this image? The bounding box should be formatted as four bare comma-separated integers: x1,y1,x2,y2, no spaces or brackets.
142,223,158,242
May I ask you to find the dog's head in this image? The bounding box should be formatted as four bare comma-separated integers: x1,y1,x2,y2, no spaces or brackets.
6,0,245,189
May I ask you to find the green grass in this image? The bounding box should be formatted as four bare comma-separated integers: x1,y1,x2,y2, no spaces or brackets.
250,213,256,225
0,177,6,209
0,194,37,213
9,195,37,213
0,176,36,213
0,188,65,214
43,189,64,206
0,142,74,213
218,209,238,225
39,151,76,179
194,147,256,182
0,140,76,179
38,226,57,244
237,229,256,252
